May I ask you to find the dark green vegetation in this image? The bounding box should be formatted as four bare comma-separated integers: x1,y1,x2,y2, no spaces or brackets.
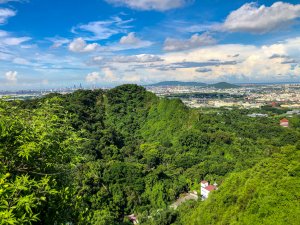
148,81,239,89
0,84,299,224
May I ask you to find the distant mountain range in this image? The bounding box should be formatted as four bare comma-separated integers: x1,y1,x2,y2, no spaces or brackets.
148,81,239,89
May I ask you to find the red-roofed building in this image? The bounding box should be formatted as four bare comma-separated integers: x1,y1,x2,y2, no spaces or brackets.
200,181,217,199
205,185,217,192
280,118,289,128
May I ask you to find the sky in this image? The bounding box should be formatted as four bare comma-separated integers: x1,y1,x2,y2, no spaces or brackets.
1,0,300,89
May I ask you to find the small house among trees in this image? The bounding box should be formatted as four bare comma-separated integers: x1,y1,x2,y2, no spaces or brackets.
280,118,289,128
200,181,217,199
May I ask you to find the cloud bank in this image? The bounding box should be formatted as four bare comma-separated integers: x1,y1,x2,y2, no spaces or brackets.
222,2,300,34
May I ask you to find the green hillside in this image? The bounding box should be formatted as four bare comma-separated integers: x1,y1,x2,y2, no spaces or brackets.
0,84,299,224
209,82,240,89
177,147,300,225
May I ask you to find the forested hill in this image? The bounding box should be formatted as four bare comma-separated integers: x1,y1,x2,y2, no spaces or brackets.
1,84,300,224
148,81,239,88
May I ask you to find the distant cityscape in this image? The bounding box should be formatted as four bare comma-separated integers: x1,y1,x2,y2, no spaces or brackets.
2,81,300,109
146,82,300,109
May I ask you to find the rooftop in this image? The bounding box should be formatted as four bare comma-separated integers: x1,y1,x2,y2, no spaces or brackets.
280,118,289,122
205,185,217,192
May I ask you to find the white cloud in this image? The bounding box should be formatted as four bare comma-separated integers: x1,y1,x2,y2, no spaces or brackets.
86,71,101,83
86,69,118,83
159,38,300,82
47,37,70,48
72,17,133,41
1,36,31,45
102,67,118,82
0,8,16,24
164,33,217,51
105,0,190,11
68,38,99,53
92,36,300,83
5,70,17,82
221,2,300,34
120,32,140,44
118,32,153,49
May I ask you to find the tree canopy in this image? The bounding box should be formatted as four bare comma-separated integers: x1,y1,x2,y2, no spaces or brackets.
0,84,299,224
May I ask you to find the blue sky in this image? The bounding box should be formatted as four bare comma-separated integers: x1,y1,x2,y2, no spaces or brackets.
1,0,300,89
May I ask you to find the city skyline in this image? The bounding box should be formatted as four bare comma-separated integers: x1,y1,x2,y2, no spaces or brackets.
1,0,300,90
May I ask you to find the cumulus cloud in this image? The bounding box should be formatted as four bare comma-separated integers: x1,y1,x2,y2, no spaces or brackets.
5,70,17,82
102,67,118,81
102,36,300,83
105,0,191,11
118,32,153,49
68,38,99,53
160,38,300,81
86,68,118,83
0,8,16,24
221,2,300,34
120,32,141,44
86,72,100,83
164,33,217,51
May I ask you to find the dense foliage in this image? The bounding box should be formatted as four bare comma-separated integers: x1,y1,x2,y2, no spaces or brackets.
0,84,299,224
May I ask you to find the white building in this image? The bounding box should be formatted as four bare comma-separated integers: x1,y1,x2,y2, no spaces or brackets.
200,180,217,199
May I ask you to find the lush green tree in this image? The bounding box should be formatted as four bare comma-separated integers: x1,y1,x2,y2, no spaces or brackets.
2,85,299,224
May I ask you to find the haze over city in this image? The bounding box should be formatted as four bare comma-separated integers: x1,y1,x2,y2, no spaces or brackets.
1,0,300,90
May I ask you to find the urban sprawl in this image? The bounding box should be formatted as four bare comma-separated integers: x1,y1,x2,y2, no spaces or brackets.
2,83,300,110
